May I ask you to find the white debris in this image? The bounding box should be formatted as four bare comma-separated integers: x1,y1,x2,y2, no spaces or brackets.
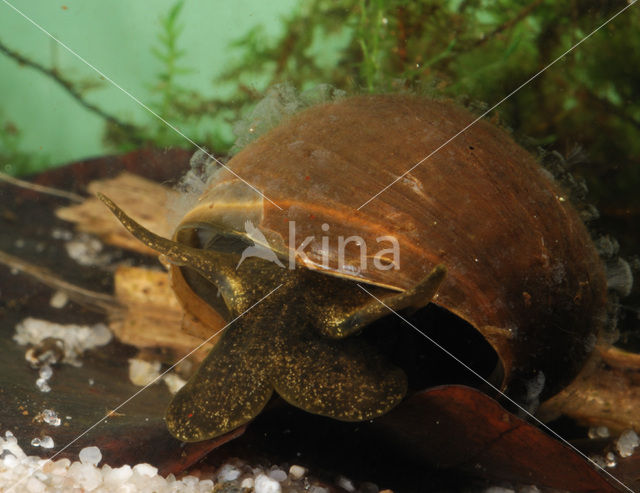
484,488,515,493
128,359,161,386
255,474,281,493
0,432,224,492
308,487,329,493
64,233,113,267
217,463,241,482
39,366,53,380
288,464,307,480
49,291,69,309
132,463,158,477
337,476,355,491
14,318,112,365
588,426,610,439
616,429,640,458
2,454,18,469
180,475,199,488
1,431,356,492
35,380,51,392
40,437,55,449
196,479,214,490
2,431,25,460
41,409,61,427
524,371,545,412
51,228,73,241
163,373,187,394
79,446,102,466
606,258,633,297
605,451,617,468
36,365,52,393
68,461,103,490
268,468,287,482
102,464,133,487
25,476,46,493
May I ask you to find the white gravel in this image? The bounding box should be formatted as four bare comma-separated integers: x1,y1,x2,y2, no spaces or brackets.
254,473,281,493
0,430,377,493
288,464,307,480
616,429,640,458
0,432,216,492
127,358,161,386
79,446,102,466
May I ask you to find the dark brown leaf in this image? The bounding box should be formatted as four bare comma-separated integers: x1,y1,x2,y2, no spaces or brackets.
375,385,624,492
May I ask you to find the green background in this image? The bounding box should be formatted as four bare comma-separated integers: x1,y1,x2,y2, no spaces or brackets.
0,0,297,170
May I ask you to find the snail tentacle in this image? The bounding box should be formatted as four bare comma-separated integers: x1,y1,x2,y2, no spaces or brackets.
318,264,447,339
97,193,229,287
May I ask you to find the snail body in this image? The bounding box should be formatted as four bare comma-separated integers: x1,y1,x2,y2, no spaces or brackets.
100,94,607,441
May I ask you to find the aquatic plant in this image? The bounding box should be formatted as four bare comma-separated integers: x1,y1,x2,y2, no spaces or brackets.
0,113,47,176
1,1,638,188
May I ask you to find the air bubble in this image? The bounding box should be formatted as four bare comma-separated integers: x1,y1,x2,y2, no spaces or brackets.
31,436,54,449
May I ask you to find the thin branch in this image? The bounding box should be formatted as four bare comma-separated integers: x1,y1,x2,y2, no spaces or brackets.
0,249,122,314
0,171,84,201
0,37,143,142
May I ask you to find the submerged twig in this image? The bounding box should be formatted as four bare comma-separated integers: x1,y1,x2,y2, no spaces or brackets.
0,38,142,141
0,250,122,314
0,171,85,202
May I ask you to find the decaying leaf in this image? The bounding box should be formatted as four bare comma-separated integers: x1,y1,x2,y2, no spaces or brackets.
376,385,623,492
56,172,178,256
110,265,213,359
540,346,640,433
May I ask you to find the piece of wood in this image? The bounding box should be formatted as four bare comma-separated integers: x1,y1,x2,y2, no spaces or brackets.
111,265,213,358
539,347,640,434
56,172,179,256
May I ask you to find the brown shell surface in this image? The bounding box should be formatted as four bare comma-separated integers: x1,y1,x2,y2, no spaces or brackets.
176,95,607,396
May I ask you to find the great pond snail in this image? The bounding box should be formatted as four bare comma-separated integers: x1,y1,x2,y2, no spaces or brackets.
99,94,607,442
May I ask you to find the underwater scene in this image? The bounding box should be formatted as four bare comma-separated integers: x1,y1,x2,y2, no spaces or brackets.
1,1,640,492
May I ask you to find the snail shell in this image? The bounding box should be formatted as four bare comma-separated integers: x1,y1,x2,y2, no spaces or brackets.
171,94,607,400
